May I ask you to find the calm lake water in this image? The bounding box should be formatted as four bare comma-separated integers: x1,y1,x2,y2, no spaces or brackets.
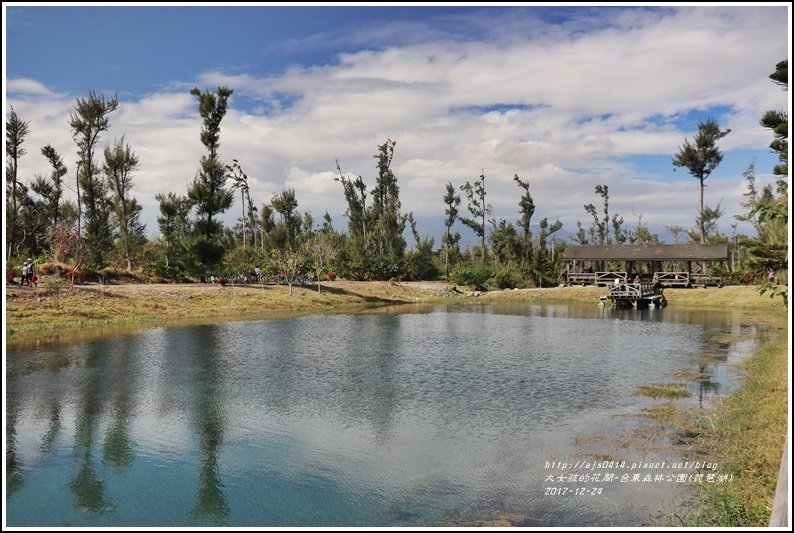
5,303,766,527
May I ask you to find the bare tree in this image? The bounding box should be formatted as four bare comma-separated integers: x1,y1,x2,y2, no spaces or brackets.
276,249,303,296
306,234,337,293
226,159,257,248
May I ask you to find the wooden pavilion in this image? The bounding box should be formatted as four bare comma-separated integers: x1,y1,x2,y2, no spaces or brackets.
562,244,728,288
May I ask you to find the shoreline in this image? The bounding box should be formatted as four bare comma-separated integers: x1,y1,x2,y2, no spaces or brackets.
5,281,786,347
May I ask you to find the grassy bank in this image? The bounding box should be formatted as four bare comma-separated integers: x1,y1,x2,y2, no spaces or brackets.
479,284,787,311
689,331,789,526
4,280,439,346
5,282,786,346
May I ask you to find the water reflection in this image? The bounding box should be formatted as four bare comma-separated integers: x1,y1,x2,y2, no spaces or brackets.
188,327,229,523
102,337,139,469
5,304,769,527
40,399,62,455
6,377,24,496
357,314,400,444
70,342,114,514
696,364,720,408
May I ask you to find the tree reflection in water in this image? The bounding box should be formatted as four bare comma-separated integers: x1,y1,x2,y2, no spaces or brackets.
40,400,62,456
69,460,112,514
6,377,24,496
188,327,229,524
4,308,768,527
102,338,140,470
193,413,229,522
69,344,117,514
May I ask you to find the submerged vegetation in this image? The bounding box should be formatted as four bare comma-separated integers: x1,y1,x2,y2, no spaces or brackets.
634,383,692,399
638,321,788,527
692,333,788,526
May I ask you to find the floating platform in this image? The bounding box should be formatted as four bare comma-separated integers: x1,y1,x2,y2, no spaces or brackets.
599,282,667,309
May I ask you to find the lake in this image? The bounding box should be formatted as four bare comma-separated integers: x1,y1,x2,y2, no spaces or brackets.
5,303,766,526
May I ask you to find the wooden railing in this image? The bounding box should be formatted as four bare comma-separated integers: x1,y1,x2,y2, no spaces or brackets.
567,271,628,286
596,271,627,287
608,282,656,299
690,273,723,287
568,270,723,288
566,272,597,285
653,271,690,287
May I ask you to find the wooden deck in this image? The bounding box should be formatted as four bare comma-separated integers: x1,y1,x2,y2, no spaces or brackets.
601,282,667,308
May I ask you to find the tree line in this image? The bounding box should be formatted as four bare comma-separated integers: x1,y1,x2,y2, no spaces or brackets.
5,61,787,297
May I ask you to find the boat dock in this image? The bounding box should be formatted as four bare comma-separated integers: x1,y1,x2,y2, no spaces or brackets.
599,281,667,309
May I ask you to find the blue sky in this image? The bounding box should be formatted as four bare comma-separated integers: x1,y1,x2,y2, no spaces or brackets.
8,6,448,95
3,3,790,241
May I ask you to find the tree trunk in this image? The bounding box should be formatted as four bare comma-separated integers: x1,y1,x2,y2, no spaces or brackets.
8,157,17,262
444,228,450,281
76,162,82,250
120,201,131,271
240,188,246,247
480,212,486,263
699,177,706,244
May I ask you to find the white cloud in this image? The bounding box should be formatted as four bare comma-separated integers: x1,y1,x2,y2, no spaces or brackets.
5,6,788,240
6,78,57,97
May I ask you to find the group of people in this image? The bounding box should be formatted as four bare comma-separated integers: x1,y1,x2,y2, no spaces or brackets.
206,267,264,286
20,258,37,287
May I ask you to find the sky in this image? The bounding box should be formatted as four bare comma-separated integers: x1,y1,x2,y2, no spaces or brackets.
3,3,791,243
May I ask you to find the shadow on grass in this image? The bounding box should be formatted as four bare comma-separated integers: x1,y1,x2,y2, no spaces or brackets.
222,282,416,305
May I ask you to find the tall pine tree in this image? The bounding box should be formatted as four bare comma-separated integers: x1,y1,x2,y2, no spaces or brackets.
69,91,119,267
6,108,30,261
673,119,730,244
104,137,143,270
187,86,234,270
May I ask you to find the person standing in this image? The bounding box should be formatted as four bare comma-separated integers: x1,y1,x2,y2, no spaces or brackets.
27,258,35,287
21,259,30,286
28,258,37,287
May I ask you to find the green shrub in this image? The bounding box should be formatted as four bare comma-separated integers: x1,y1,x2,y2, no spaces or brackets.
42,276,68,308
143,259,186,282
223,246,272,277
490,266,522,289
451,261,494,290
404,237,440,281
